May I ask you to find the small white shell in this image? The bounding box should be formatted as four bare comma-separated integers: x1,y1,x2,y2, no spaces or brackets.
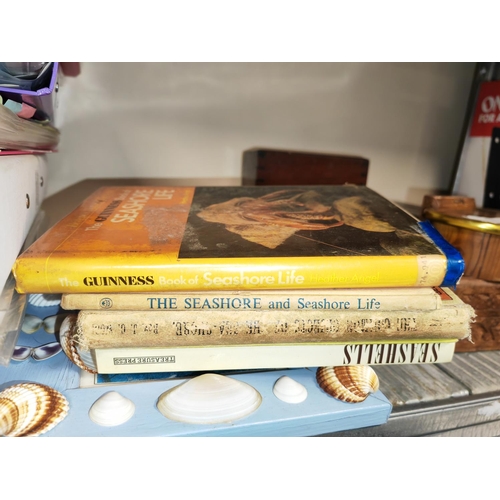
273,376,307,404
0,383,69,437
88,391,135,427
157,373,262,425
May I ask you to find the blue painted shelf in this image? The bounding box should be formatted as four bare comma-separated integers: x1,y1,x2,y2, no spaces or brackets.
0,301,392,437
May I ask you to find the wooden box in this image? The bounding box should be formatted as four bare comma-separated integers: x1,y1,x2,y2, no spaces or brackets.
242,148,369,186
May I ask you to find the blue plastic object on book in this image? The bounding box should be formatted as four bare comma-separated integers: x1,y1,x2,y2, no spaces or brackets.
418,220,465,287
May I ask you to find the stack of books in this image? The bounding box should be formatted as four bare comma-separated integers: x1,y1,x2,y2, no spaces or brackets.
12,184,475,375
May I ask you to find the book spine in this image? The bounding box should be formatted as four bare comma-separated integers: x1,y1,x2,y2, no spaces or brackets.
14,254,449,294
418,221,465,286
75,307,473,350
92,341,457,374
61,288,442,312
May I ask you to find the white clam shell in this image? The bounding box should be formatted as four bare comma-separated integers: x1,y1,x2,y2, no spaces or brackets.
0,383,69,437
273,376,307,404
59,314,97,373
157,373,262,425
89,391,135,427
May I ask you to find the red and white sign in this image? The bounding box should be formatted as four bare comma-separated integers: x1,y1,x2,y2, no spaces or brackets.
470,81,500,137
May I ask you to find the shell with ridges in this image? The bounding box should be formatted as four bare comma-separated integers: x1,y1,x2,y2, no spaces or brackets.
59,314,97,374
0,383,69,437
316,365,380,403
28,294,62,308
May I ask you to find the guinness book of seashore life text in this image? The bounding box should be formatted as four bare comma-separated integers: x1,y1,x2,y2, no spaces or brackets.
12,185,465,294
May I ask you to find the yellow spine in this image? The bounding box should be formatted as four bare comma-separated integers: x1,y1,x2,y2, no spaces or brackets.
13,254,447,294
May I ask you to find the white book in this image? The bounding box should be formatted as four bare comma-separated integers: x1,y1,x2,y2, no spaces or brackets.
0,154,48,293
92,340,457,374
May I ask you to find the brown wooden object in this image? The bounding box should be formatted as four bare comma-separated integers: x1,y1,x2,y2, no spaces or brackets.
242,148,369,186
422,195,500,282
454,277,500,352
421,195,476,216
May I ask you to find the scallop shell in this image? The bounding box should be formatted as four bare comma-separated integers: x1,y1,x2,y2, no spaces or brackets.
316,365,380,403
0,383,69,437
273,376,307,404
89,391,135,427
28,294,62,308
59,314,97,374
157,373,262,425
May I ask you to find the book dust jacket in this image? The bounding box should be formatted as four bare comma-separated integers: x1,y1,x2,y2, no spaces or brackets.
13,185,464,293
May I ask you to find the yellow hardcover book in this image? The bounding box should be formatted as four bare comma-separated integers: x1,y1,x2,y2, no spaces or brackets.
13,185,465,293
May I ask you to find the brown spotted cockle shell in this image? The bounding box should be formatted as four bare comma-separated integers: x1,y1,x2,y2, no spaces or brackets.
316,365,380,403
0,383,69,437
59,314,97,374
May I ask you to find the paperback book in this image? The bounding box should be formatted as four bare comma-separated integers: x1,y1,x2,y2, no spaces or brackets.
13,185,465,294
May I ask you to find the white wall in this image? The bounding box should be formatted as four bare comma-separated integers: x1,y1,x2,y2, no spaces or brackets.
49,62,475,204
